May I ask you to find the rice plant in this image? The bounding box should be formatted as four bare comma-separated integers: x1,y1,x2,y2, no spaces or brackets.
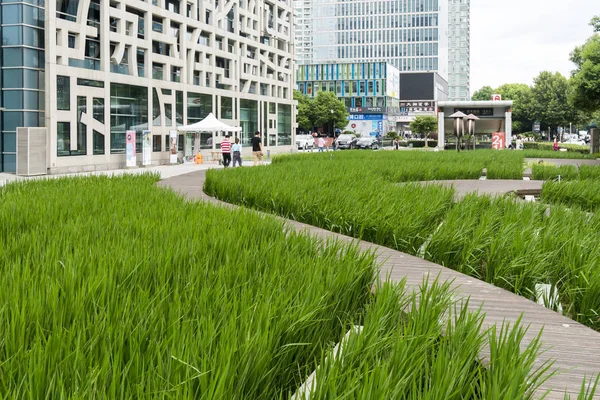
532,164,579,181
0,174,377,398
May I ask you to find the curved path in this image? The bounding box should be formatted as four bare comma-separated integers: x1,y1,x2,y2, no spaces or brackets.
158,171,600,399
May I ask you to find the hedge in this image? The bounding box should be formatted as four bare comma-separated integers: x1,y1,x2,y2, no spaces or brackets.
523,141,590,154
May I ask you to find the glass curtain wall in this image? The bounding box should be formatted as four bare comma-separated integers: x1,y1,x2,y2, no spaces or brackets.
1,1,45,172
277,104,291,145
240,99,257,146
110,83,148,154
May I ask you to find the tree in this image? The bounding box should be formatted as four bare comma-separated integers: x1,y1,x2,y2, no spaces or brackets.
591,15,600,32
312,91,349,135
494,83,534,134
409,115,437,147
531,71,577,138
569,33,600,113
294,90,314,132
471,86,494,101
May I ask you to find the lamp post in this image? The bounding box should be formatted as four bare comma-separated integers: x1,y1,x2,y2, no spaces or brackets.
449,111,467,153
466,114,480,151
330,109,335,150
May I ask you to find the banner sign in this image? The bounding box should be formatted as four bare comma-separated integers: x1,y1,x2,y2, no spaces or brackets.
142,130,151,166
126,130,136,167
400,101,435,113
348,106,385,114
533,121,541,133
492,132,506,150
347,114,384,121
454,108,493,117
169,130,178,164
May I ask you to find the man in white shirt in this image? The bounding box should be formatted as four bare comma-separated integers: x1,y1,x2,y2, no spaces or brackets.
232,137,243,167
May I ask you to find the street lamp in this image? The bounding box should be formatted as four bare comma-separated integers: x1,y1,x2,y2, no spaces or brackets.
330,109,335,150
466,114,480,150
449,111,467,152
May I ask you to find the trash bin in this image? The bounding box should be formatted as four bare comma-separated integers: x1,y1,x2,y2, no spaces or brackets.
408,143,413,148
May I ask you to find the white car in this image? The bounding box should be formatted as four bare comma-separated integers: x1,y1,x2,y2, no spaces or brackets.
561,138,587,146
296,134,315,150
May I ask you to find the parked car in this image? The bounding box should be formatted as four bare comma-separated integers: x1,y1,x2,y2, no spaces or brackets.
296,134,315,150
561,138,587,146
335,134,358,149
355,136,381,150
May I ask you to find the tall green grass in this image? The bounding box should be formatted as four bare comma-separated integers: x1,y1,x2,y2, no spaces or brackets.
532,164,579,181
0,174,377,398
298,279,555,400
206,152,600,333
542,181,600,212
524,150,598,160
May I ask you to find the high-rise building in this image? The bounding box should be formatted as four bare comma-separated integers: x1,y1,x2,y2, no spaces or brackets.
0,0,296,174
448,0,470,100
293,0,470,101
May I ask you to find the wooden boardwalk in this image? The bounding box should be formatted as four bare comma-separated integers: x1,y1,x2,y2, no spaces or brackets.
158,171,600,399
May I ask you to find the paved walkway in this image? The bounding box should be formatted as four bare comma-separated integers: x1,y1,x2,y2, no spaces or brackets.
424,179,545,199
159,170,600,400
526,158,600,167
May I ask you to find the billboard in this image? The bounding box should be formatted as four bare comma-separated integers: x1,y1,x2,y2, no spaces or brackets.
169,130,178,164
126,130,136,167
400,73,434,101
386,64,400,99
142,130,152,166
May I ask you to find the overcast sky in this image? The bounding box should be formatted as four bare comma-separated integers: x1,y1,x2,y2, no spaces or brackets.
470,0,600,93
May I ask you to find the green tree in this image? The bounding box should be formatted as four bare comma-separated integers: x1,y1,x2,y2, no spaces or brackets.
531,71,576,137
409,115,437,147
312,91,349,134
591,15,600,32
494,83,534,133
294,90,314,131
471,86,494,101
569,33,600,113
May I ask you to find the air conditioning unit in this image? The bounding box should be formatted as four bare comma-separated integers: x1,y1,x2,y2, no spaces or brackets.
17,127,47,176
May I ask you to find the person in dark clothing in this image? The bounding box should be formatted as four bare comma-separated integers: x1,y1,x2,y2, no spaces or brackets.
251,131,263,166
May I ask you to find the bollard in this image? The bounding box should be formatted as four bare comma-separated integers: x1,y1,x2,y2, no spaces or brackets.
267,149,271,161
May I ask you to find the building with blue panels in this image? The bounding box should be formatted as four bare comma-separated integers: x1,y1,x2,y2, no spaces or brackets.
296,61,400,136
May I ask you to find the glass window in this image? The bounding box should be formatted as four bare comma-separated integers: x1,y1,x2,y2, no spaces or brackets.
57,121,70,156
93,130,105,155
3,91,23,109
23,90,43,110
3,69,23,89
221,96,233,119
3,111,23,131
110,83,148,154
187,92,212,123
93,98,104,123
164,103,172,125
2,26,22,46
152,135,161,152
2,4,22,24
176,91,183,126
152,88,161,126
3,48,22,67
277,104,291,145
239,99,257,146
57,76,70,110
3,132,16,153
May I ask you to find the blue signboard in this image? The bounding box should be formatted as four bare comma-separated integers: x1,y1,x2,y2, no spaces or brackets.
347,114,383,121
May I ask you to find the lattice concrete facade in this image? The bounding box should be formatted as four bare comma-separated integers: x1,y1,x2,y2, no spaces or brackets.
42,0,296,174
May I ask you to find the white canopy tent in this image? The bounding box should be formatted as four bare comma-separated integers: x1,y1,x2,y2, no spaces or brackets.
177,113,242,152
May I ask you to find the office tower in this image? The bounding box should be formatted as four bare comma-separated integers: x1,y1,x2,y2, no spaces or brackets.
294,0,470,100
448,0,470,100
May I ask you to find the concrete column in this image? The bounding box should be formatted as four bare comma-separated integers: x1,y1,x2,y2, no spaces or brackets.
505,110,513,146
590,128,599,154
437,111,444,150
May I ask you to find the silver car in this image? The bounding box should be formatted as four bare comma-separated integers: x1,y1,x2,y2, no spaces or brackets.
296,134,315,150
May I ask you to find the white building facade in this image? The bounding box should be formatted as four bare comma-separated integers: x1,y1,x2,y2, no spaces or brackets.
293,0,470,101
0,0,296,174
448,0,470,101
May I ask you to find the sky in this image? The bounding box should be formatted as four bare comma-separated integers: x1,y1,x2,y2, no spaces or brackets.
470,0,600,93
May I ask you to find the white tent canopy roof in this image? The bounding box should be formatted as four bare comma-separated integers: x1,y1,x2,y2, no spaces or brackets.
178,113,241,132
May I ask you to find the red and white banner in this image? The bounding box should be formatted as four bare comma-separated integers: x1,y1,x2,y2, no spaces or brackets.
492,132,505,150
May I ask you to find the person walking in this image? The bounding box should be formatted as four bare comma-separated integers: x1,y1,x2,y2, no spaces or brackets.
553,137,559,151
317,136,325,152
251,131,263,165
232,137,243,167
393,137,400,150
221,134,232,167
